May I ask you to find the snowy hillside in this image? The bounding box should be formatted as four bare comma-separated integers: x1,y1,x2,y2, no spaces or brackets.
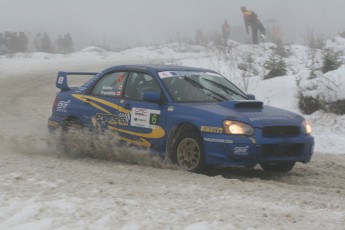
1,39,345,230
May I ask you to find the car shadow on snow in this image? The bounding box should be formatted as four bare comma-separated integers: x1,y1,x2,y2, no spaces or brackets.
203,165,311,182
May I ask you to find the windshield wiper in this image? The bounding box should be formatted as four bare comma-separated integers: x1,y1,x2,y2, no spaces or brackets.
182,77,227,101
202,78,246,99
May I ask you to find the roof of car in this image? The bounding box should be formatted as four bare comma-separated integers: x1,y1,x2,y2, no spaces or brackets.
107,64,216,73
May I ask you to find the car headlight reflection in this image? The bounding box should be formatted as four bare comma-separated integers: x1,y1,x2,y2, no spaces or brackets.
223,120,254,136
302,120,312,134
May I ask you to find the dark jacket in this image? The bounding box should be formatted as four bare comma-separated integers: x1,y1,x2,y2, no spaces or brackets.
243,10,259,33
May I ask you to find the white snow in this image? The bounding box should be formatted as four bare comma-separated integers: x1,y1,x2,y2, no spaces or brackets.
1,39,345,229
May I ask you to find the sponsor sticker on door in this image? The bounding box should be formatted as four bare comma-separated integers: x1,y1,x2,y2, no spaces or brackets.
131,107,161,129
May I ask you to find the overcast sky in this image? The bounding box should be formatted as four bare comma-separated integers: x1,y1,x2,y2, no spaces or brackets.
1,0,345,48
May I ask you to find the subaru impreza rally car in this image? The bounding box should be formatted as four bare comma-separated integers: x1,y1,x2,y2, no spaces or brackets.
48,64,314,173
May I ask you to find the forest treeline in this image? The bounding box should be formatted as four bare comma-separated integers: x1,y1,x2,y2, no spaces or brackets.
0,31,74,54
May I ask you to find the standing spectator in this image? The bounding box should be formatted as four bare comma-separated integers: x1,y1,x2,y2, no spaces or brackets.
271,25,282,44
241,6,266,44
195,29,204,45
221,20,231,45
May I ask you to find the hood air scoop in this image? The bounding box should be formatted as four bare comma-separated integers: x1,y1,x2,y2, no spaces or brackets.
234,101,263,109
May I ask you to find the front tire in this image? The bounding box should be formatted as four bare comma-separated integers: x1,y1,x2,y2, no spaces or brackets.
260,162,295,172
173,130,205,173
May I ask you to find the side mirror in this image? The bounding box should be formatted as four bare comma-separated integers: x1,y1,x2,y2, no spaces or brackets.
143,91,161,103
247,94,256,100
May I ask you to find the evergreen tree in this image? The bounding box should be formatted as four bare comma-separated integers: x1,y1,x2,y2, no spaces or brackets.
56,35,64,53
17,32,28,52
63,33,74,52
33,33,42,52
7,32,18,53
322,48,342,73
56,33,74,53
0,32,8,54
4,31,27,53
194,29,204,45
264,52,287,79
41,33,53,52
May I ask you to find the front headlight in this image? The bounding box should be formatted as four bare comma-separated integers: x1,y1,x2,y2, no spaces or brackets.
302,120,312,134
223,120,254,136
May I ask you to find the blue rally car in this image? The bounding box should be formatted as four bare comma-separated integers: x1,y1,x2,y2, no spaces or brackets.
48,64,314,173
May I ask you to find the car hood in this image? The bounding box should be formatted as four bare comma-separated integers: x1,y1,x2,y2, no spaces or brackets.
174,100,304,128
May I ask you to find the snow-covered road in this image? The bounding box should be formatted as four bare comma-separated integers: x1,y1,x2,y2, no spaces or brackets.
1,63,345,229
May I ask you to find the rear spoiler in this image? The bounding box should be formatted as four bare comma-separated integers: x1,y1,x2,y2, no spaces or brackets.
56,71,98,90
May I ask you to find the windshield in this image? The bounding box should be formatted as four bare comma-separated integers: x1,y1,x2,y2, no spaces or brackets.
159,71,247,102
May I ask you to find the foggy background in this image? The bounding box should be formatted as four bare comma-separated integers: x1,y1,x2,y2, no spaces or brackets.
1,0,345,50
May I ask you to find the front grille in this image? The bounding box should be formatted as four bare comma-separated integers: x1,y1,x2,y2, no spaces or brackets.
262,126,300,137
262,144,304,157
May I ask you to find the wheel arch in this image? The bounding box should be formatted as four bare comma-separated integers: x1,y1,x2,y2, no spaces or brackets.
165,122,202,162
60,116,83,129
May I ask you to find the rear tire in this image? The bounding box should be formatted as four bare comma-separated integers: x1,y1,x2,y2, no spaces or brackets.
260,162,295,173
59,120,87,158
173,130,205,173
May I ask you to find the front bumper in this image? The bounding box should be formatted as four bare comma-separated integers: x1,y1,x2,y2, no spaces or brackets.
202,132,314,167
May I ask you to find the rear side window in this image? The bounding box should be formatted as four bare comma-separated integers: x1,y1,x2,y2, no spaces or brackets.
91,72,127,97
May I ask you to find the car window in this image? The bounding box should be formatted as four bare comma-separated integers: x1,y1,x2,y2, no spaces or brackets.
91,72,127,97
124,72,160,101
160,71,247,102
